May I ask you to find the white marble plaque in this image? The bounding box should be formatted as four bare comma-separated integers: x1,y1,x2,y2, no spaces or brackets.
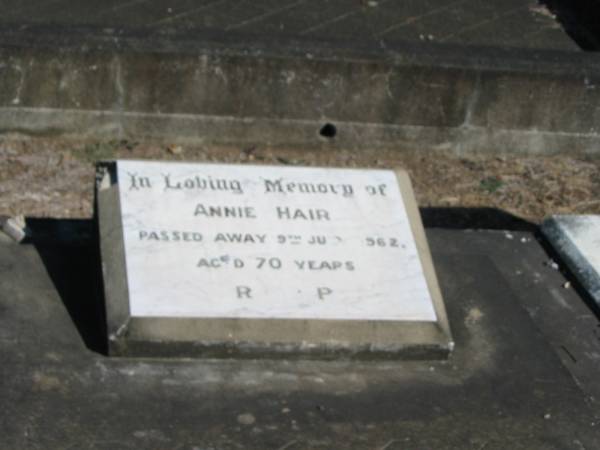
550,216,600,271
542,215,600,306
116,160,438,322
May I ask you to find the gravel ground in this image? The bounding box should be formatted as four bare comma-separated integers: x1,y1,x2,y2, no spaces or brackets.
2,135,600,223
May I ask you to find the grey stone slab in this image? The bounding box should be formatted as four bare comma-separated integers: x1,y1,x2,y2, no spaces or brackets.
542,215,600,307
2,33,600,155
96,160,452,359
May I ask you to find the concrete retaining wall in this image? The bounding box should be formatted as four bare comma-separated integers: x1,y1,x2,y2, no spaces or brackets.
1,27,600,154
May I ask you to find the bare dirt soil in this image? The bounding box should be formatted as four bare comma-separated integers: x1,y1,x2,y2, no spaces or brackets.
2,135,600,224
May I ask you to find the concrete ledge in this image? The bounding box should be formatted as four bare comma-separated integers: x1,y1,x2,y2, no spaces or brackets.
1,26,600,154
3,106,600,155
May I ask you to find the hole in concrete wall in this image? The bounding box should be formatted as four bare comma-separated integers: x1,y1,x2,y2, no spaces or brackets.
319,123,337,139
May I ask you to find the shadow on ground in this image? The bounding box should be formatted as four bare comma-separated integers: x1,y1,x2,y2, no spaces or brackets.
420,207,536,231
21,208,537,355
541,0,600,50
25,217,107,354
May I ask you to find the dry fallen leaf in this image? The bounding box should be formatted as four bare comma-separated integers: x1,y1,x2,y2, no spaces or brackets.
167,144,183,155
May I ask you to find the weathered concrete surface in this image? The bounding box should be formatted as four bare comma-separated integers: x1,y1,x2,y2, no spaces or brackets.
0,1,598,155
0,0,578,51
1,219,599,448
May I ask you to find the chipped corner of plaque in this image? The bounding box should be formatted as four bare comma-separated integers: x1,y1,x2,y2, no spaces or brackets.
95,160,118,192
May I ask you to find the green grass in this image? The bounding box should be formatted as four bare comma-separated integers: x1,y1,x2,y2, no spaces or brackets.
479,176,504,193
73,140,120,163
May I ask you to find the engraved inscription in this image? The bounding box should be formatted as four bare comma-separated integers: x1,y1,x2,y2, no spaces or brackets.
117,161,438,322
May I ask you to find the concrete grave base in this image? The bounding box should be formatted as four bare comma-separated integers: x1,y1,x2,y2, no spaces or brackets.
1,220,599,449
